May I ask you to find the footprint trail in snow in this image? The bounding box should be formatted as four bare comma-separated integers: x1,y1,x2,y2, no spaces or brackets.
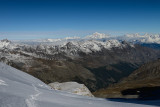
25,84,42,107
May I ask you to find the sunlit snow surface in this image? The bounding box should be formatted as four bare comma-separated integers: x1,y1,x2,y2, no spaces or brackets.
0,62,159,107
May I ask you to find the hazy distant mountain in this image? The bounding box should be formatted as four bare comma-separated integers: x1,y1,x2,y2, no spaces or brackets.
117,33,160,44
85,32,109,39
14,32,160,45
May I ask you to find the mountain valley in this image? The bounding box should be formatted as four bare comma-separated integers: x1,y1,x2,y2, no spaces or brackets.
1,33,160,94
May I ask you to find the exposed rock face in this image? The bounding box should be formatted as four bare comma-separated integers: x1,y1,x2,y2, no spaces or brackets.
48,82,94,97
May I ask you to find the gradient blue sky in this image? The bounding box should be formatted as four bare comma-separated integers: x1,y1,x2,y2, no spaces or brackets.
0,0,160,39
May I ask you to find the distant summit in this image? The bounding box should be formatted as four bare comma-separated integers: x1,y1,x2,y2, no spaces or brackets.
85,32,109,39
1,39,11,43
123,33,160,44
0,39,11,48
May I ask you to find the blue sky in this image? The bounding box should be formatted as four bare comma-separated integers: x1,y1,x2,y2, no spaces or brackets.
0,0,160,39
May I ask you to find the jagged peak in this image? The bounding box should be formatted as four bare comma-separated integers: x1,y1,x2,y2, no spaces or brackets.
0,39,18,49
1,39,11,43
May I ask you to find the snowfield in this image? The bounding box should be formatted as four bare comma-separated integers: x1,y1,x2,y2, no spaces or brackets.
0,62,159,107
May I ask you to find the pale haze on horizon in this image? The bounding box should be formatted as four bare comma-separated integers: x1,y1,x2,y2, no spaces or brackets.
0,0,160,39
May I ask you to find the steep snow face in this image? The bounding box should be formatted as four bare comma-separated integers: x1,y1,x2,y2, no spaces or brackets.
85,32,109,39
0,62,50,107
48,82,94,97
0,62,158,107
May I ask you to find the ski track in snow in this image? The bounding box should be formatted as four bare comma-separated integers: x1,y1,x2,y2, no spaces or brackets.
0,79,7,86
25,84,42,107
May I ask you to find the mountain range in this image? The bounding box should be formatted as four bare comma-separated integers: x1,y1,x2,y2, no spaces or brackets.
0,32,160,96
14,32,160,44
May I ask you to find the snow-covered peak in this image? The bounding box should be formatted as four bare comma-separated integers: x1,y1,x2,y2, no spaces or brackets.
1,39,11,43
0,38,133,60
0,39,12,48
0,39,21,50
141,34,160,44
57,39,131,55
85,32,109,39
120,33,160,44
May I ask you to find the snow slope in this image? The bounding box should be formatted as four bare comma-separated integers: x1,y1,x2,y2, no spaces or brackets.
0,62,159,107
